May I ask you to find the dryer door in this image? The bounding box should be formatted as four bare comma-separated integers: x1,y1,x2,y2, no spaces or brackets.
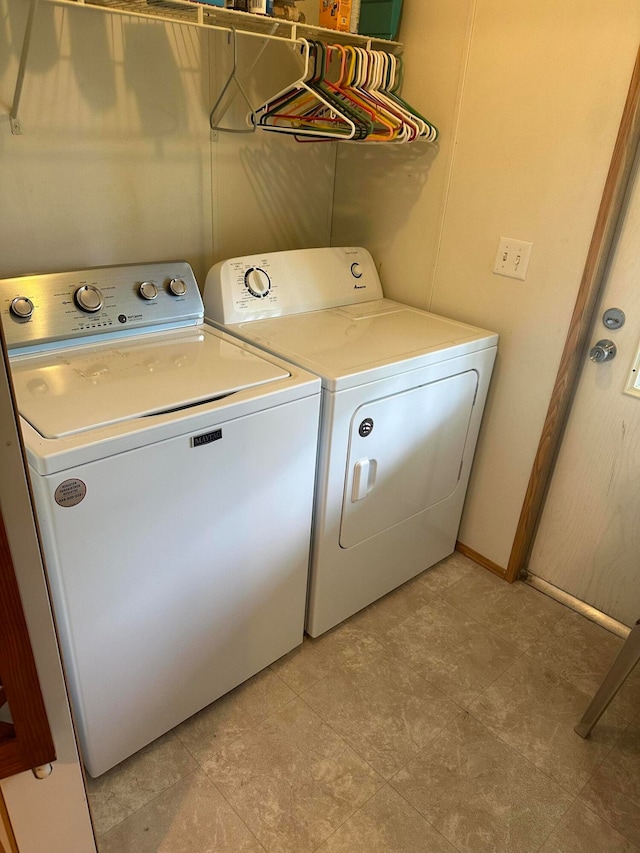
340,370,478,549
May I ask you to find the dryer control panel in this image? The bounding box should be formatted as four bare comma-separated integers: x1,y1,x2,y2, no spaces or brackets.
0,261,204,351
204,247,383,325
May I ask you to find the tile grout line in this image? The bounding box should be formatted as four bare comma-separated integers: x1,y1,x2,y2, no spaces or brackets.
295,687,386,782
575,791,640,851
199,764,266,853
521,621,638,727
415,591,525,654
195,689,380,853
297,675,467,791
440,571,570,646
384,711,487,853
93,766,205,844
531,801,572,853
309,784,382,853
466,642,632,794
87,730,201,839
464,705,597,802
273,630,389,696
572,709,638,802
385,776,468,853
436,592,548,658
174,678,300,767
370,593,528,708
171,685,306,850
454,712,578,851
366,630,523,720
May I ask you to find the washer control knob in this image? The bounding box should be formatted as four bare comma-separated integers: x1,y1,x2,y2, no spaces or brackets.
10,296,34,319
351,262,363,279
244,268,271,298
168,278,187,297
139,281,158,301
74,285,104,313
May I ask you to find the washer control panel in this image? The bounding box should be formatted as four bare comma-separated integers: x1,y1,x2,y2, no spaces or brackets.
0,261,204,350
204,247,382,325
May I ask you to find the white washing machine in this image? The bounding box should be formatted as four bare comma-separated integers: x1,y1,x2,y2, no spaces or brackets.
0,261,320,777
204,247,498,638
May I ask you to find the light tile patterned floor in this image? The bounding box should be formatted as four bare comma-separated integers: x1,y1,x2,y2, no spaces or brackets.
88,554,640,852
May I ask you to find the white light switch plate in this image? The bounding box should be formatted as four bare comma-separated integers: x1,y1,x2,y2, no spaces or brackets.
493,237,533,281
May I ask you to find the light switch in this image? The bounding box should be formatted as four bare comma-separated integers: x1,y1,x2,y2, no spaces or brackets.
493,237,533,281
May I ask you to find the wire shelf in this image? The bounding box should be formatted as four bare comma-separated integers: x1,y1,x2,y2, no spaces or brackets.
54,0,403,49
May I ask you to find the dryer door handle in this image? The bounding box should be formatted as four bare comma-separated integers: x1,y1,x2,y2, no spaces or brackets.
352,458,377,502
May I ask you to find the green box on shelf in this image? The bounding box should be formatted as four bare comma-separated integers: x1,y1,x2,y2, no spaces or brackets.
358,0,403,40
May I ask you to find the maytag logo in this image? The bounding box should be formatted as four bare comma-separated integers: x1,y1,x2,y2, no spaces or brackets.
192,429,222,447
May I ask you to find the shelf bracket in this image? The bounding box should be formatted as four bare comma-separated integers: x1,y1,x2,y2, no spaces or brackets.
10,0,40,135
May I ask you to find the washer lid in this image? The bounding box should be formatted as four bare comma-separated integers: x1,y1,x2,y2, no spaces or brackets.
11,326,290,438
230,300,498,390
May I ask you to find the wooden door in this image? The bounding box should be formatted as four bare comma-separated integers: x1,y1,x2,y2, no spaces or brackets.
528,162,640,627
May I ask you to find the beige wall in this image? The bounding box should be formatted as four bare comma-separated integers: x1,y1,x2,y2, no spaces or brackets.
0,1,334,284
0,3,213,283
333,0,640,568
332,0,474,309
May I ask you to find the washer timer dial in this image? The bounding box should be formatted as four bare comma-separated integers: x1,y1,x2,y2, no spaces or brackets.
74,284,104,313
244,268,271,298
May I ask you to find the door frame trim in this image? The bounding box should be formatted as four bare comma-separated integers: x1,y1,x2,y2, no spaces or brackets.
506,44,640,583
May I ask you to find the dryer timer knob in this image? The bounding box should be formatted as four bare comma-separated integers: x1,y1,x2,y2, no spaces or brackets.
245,268,271,298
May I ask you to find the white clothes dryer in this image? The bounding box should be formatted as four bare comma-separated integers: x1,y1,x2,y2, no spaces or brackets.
1,261,320,777
204,247,498,638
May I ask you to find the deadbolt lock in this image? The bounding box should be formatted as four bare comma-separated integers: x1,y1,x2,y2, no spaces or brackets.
602,308,625,330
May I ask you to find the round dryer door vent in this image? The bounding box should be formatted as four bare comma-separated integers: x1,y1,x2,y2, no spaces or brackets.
359,418,374,437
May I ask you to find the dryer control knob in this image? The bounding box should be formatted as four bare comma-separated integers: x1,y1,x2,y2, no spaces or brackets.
168,278,187,297
74,285,104,313
139,281,158,301
244,268,271,298
351,262,363,279
10,296,34,319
